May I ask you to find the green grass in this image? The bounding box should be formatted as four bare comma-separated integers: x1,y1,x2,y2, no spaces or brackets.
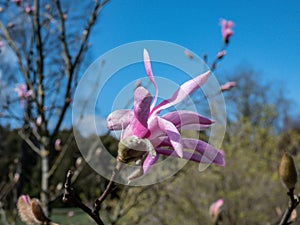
15,208,97,225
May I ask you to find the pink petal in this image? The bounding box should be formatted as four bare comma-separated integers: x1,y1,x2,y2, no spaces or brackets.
162,110,214,130
157,117,183,157
157,137,225,166
146,117,166,143
143,49,159,109
217,50,226,59
182,138,225,166
21,195,30,205
130,86,152,137
143,153,160,174
155,148,202,162
156,148,224,166
151,71,211,115
106,110,134,130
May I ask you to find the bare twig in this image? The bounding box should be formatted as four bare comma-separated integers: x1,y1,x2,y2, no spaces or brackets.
279,189,300,225
63,170,105,225
93,160,122,214
52,0,110,138
63,159,122,225
18,130,41,156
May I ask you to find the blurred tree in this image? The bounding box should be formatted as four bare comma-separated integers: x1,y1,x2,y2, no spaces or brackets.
0,0,110,216
224,68,291,130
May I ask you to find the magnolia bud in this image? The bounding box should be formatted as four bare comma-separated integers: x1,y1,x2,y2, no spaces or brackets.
31,198,49,223
75,157,82,168
17,195,39,225
54,139,61,151
184,49,194,59
279,152,298,190
209,199,224,224
117,136,155,163
17,195,59,225
56,182,63,191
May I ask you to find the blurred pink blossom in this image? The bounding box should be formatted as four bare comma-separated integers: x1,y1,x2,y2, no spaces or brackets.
217,50,226,59
220,19,234,43
184,49,194,59
25,5,35,14
14,84,32,107
55,139,61,151
220,81,236,92
209,199,224,222
0,41,3,48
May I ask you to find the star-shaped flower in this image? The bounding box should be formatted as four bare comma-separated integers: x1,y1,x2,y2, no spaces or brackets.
107,49,225,180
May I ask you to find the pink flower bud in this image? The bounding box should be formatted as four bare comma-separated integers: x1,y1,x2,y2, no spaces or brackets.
220,19,234,44
220,81,236,92
14,173,20,183
55,139,61,151
14,84,32,107
184,49,194,59
25,5,35,14
217,50,226,59
209,199,224,223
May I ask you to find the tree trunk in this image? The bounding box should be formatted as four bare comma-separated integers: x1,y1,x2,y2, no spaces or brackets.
40,146,49,216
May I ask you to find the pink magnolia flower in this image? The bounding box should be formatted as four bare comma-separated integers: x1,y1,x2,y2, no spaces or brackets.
220,19,234,43
209,199,224,222
14,83,32,107
107,49,225,179
220,81,236,92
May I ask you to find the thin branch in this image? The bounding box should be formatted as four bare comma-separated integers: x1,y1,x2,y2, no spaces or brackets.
279,189,300,225
0,22,37,103
63,170,105,225
52,0,110,138
47,133,74,178
34,0,47,131
18,130,41,156
93,160,122,214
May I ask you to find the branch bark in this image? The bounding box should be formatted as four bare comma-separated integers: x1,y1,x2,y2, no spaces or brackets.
279,189,300,225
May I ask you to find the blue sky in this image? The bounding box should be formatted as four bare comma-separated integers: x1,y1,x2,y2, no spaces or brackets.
89,0,300,116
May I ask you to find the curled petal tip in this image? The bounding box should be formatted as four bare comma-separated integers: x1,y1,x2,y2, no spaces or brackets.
143,48,150,60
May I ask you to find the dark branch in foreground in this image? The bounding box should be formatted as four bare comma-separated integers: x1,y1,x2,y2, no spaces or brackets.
63,170,105,225
63,161,122,225
279,189,300,225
